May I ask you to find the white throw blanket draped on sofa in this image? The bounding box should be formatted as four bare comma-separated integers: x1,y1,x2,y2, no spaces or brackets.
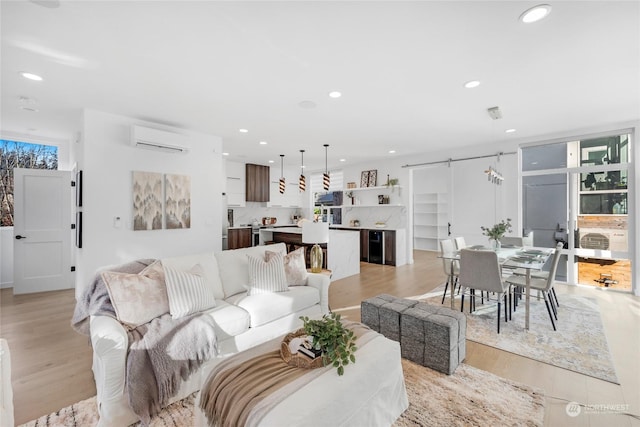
72,259,218,425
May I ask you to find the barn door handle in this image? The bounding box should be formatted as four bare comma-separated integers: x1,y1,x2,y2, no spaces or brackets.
15,235,27,240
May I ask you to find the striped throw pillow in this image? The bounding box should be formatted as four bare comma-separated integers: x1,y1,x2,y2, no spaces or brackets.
247,252,289,295
164,264,216,319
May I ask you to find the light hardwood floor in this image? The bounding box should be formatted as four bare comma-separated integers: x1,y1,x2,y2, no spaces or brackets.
1,250,638,426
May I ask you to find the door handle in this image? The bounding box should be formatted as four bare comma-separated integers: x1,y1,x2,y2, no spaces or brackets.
15,235,27,240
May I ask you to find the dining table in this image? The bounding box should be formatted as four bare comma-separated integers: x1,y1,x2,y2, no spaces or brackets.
440,245,554,330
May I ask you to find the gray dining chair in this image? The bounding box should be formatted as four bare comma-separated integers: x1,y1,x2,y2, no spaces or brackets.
440,239,460,304
509,242,563,308
500,236,525,247
504,242,563,331
459,249,511,333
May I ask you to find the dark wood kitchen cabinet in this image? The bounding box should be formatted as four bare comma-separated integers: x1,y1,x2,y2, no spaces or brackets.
383,230,396,266
246,163,270,202
360,229,369,261
228,228,252,249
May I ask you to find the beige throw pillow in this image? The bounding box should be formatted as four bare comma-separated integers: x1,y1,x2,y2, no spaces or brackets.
101,260,169,328
246,252,289,296
265,247,308,286
164,264,216,319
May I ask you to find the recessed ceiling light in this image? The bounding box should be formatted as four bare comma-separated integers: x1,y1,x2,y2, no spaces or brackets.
20,72,43,81
463,80,480,89
222,152,229,156
328,91,342,98
519,4,552,23
505,128,517,133
268,160,274,163
239,129,248,133
259,141,267,145
389,150,396,154
340,158,346,162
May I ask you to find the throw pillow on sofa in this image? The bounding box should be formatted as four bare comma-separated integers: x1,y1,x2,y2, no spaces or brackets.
164,264,216,319
101,260,169,328
265,247,307,286
246,252,289,296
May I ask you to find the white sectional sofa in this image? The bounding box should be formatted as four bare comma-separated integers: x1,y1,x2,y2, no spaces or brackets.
88,243,330,426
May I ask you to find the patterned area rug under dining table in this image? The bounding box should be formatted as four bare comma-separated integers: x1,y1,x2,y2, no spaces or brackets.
432,286,618,384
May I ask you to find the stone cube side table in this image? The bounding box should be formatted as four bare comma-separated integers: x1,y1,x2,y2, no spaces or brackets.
361,294,417,342
401,303,466,375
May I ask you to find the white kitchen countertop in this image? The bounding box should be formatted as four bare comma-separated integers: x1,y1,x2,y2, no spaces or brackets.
330,225,405,231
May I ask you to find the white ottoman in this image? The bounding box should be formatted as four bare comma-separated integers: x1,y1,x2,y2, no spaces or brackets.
195,333,408,426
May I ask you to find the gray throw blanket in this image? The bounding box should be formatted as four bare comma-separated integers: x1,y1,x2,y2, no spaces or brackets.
71,258,218,425
128,311,217,425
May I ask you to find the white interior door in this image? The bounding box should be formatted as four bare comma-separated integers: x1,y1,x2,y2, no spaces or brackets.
13,168,72,294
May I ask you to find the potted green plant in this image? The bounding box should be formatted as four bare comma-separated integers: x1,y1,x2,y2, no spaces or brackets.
299,313,357,376
480,218,512,249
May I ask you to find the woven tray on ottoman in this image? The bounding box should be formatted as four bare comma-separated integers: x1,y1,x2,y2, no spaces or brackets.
280,329,324,369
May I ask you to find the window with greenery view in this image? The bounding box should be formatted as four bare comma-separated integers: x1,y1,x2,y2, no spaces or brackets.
0,139,58,226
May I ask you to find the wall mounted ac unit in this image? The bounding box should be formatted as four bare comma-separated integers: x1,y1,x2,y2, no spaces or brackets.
131,125,189,154
579,228,628,252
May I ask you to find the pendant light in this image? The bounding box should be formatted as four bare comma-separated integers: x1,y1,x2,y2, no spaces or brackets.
322,144,330,191
299,149,306,192
279,154,285,194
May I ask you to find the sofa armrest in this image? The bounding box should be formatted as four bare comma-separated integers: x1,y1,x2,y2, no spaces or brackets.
90,315,136,426
305,273,331,315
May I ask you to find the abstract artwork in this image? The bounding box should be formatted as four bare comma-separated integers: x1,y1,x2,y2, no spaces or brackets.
165,174,191,229
132,171,163,230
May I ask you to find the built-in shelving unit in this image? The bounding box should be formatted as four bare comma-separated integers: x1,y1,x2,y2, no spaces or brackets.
346,185,402,192
413,192,448,251
344,185,404,207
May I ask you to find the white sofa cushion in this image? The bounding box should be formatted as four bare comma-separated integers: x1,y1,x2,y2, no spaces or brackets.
225,286,320,328
215,243,288,298
202,300,250,340
164,265,216,319
266,247,308,286
247,252,289,295
161,252,224,300
101,261,169,328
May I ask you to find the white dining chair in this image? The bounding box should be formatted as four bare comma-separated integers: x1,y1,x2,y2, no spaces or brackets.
459,249,511,333
439,239,460,304
504,243,563,331
454,237,467,250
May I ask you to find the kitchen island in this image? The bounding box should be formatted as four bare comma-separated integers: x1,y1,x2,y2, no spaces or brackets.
259,227,360,281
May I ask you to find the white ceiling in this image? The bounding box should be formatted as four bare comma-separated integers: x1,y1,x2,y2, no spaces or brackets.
2,1,639,171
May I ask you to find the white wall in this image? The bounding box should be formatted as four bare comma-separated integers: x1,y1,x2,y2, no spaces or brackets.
339,140,519,262
75,110,223,297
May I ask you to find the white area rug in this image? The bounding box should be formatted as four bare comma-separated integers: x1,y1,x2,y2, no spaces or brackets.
431,287,618,383
19,359,544,427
